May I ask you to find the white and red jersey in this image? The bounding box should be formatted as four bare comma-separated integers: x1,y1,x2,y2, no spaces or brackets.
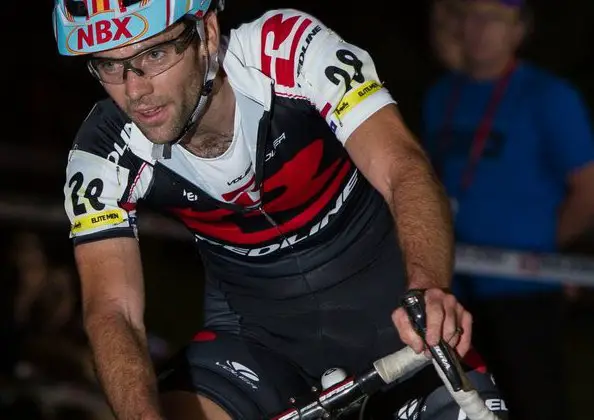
63,9,401,294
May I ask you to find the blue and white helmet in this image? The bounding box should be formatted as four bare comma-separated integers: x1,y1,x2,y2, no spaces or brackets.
53,0,224,56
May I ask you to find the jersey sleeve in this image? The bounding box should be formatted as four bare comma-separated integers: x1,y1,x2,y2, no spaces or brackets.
65,149,136,244
64,103,147,245
246,9,397,144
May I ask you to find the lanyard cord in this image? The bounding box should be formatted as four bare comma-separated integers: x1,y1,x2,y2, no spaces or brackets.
437,60,517,192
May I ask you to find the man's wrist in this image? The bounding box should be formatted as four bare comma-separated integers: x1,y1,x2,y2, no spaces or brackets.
407,286,452,294
139,406,165,420
407,275,451,292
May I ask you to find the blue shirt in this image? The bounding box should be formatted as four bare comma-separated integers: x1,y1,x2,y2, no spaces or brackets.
422,61,594,298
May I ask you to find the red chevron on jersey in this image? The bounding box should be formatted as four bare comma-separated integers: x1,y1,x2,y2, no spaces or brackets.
170,139,351,244
261,13,312,87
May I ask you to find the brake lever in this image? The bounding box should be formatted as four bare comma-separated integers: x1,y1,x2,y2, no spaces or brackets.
401,289,464,392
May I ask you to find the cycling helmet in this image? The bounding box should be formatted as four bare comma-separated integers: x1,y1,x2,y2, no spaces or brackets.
53,0,224,56
53,0,226,146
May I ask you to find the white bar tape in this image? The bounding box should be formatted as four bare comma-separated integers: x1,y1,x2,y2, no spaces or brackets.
455,244,594,287
372,346,430,384
431,358,501,420
373,346,501,420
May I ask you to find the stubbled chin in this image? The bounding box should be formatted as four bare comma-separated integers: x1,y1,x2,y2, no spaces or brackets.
135,124,170,144
135,121,188,145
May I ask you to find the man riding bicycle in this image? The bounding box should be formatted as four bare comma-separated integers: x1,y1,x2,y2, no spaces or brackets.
54,0,508,418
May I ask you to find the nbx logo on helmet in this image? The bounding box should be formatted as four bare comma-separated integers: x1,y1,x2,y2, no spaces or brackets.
67,15,148,53
64,0,150,54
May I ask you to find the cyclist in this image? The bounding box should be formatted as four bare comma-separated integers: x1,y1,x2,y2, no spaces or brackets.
53,0,508,418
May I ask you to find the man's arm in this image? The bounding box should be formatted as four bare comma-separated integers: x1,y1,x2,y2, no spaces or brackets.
538,80,594,250
345,104,454,289
76,237,162,420
345,104,472,356
557,162,594,249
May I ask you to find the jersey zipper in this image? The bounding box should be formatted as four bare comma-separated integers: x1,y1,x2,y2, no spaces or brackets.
257,205,290,244
258,205,277,227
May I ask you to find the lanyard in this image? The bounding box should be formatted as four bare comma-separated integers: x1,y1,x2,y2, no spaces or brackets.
437,60,517,193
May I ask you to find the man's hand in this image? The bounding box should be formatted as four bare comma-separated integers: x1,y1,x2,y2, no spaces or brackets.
392,288,472,357
563,283,582,302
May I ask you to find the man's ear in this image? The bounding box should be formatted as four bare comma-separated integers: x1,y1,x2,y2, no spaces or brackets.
514,6,534,50
203,11,220,57
511,17,528,50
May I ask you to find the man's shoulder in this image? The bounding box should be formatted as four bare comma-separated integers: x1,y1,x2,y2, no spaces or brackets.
227,8,326,71
71,98,131,159
233,8,320,32
520,61,562,82
519,61,579,99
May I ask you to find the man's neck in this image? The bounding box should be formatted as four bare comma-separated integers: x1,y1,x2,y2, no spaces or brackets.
465,56,516,81
194,74,235,137
183,74,236,157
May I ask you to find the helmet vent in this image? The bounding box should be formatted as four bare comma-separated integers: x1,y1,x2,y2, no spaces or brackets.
65,0,88,17
122,0,143,7
65,0,143,17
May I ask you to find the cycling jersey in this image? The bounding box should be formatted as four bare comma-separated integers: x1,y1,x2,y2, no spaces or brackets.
64,8,402,296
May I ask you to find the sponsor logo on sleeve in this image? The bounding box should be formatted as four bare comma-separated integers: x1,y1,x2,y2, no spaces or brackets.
71,209,126,234
333,80,382,119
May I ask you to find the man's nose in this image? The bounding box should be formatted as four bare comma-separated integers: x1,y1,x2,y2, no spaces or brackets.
124,70,154,102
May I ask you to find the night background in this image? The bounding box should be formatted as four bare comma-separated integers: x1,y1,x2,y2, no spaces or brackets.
2,0,594,419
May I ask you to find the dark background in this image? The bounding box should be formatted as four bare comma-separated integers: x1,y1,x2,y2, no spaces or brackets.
2,0,594,418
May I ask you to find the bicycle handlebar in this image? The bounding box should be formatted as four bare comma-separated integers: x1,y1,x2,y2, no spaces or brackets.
401,290,464,391
272,345,500,420
270,346,427,420
270,290,501,420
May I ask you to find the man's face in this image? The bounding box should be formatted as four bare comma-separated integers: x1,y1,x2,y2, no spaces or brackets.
93,22,206,144
431,0,464,70
461,1,523,66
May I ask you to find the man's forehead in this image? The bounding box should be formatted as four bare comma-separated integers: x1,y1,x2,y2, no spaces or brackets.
463,0,520,15
93,21,188,59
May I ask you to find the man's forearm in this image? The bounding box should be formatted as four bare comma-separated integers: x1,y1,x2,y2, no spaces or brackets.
386,149,455,289
86,312,162,420
557,196,594,250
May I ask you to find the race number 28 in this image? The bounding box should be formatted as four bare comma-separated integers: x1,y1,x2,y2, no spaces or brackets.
325,49,364,92
69,172,105,216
